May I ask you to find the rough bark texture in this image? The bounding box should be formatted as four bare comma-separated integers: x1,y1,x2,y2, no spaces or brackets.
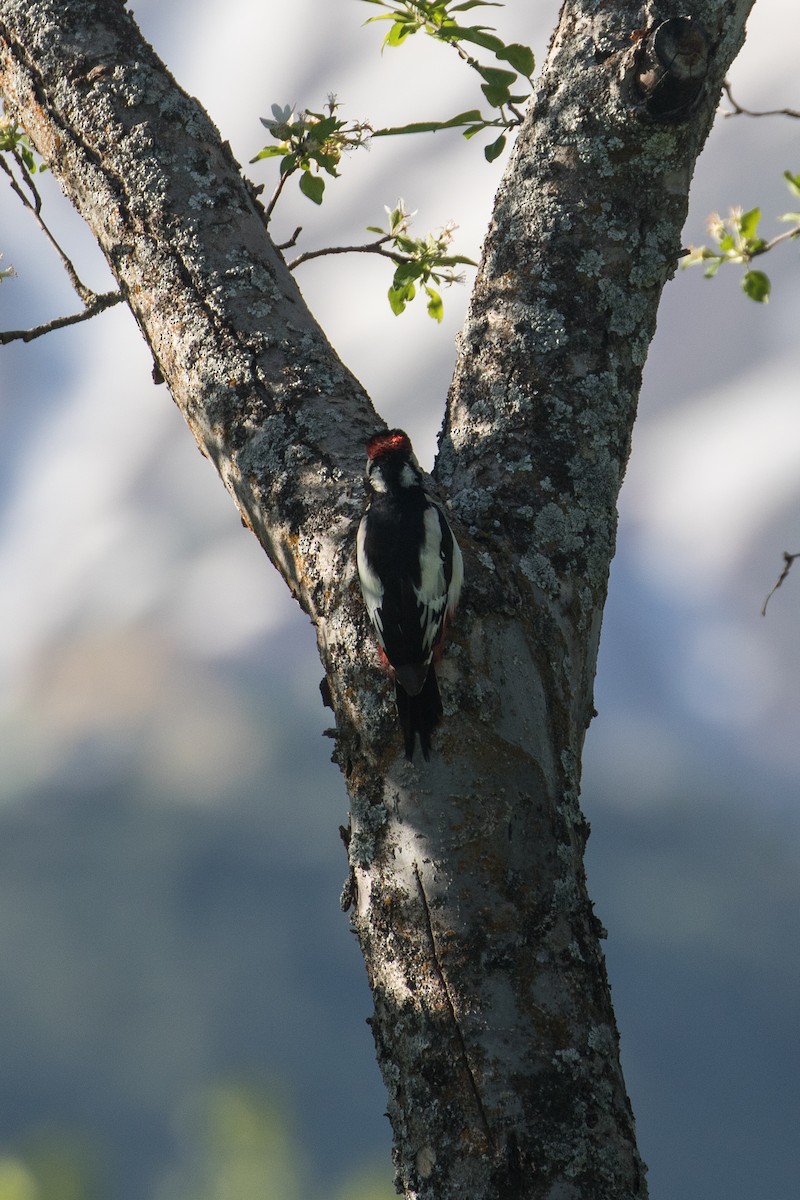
0,1,753,1197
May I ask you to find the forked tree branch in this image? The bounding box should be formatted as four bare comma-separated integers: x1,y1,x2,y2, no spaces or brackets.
0,1,756,1197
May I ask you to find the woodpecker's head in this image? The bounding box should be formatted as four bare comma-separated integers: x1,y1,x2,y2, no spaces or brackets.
365,428,423,493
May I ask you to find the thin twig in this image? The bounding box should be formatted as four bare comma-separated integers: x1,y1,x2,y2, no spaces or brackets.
1,146,42,212
761,551,799,616
275,226,302,251
0,290,124,345
721,80,800,120
0,151,95,301
757,224,800,255
287,236,400,271
264,168,292,224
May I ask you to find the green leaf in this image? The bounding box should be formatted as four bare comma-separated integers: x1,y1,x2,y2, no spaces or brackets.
393,260,422,286
783,170,800,198
388,281,415,315
738,207,762,241
307,115,341,140
476,64,518,88
741,269,771,303
371,109,484,136
385,19,412,46
425,286,444,322
249,145,287,163
484,132,506,162
387,288,406,315
450,1,504,10
481,80,512,107
279,152,298,176
436,254,479,267
497,42,535,77
299,172,325,204
311,151,341,176
438,24,506,56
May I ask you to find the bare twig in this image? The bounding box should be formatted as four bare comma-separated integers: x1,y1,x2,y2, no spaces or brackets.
757,224,800,255
275,226,302,251
0,290,124,344
722,80,800,119
263,168,292,224
761,551,799,616
287,235,400,271
1,138,124,340
0,150,96,301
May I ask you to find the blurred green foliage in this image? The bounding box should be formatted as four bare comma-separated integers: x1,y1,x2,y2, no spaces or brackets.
0,1082,394,1200
0,1136,98,1200
683,169,800,302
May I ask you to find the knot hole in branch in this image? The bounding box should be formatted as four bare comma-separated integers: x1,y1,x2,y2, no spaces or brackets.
633,16,710,121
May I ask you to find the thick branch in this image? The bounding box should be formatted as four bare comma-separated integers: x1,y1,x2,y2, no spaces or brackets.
0,0,376,621
440,0,755,741
0,0,386,749
353,2,756,1197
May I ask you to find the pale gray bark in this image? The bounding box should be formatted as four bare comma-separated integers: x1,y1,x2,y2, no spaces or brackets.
0,1,753,1197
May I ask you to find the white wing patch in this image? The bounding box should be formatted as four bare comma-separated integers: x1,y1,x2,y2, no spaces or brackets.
356,514,385,640
414,505,461,657
448,527,464,615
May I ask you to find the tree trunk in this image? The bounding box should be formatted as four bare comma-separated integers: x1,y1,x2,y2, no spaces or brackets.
0,0,754,1196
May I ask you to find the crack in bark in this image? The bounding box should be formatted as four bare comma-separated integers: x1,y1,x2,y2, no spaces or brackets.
412,861,495,1150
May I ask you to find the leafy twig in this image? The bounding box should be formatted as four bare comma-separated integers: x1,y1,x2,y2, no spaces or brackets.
289,202,476,321
682,172,800,302
248,8,531,310
371,202,476,320
361,0,534,160
251,97,371,218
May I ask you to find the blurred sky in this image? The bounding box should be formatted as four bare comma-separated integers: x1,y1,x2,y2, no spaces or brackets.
0,2,798,1198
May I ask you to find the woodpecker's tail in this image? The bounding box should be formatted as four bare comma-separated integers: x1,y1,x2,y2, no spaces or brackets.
395,666,443,761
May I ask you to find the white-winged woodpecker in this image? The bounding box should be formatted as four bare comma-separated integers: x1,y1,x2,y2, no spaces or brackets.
356,429,463,760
